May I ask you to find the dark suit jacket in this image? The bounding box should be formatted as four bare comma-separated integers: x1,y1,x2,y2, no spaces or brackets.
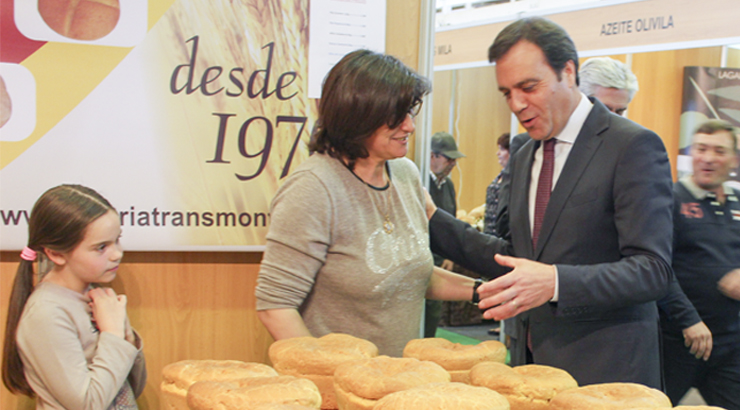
429,99,673,388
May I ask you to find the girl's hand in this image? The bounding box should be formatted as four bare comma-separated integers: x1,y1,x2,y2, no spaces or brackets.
123,315,136,346
88,287,127,339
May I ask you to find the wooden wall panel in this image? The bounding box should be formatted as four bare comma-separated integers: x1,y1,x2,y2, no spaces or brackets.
446,65,511,213
629,47,723,179
727,47,740,68
432,70,453,139
387,0,422,161
579,54,626,65
0,255,35,410
0,1,422,409
386,2,420,70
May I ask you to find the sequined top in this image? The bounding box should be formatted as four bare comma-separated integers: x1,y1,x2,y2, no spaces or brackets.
256,153,434,356
483,172,504,235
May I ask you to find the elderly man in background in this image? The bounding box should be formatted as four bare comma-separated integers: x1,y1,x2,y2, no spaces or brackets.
579,57,639,117
658,119,740,409
579,57,718,385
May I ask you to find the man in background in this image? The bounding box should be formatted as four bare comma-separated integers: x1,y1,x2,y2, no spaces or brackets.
579,57,639,117
658,119,740,409
425,131,465,337
728,130,740,191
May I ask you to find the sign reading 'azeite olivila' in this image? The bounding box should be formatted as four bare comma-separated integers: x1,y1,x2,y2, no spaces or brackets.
434,0,740,70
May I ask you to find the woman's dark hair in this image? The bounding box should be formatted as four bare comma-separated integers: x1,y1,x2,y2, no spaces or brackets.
497,133,511,150
308,49,431,168
2,184,115,397
488,17,580,85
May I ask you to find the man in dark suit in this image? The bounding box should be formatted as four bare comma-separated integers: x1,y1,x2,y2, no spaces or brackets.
427,17,673,388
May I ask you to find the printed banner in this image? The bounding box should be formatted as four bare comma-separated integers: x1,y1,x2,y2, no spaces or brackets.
0,0,385,251
679,66,740,188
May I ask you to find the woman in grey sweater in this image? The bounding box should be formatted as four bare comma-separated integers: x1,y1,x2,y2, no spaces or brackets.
256,50,480,357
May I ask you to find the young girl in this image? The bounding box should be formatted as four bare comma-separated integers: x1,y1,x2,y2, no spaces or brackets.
2,184,146,409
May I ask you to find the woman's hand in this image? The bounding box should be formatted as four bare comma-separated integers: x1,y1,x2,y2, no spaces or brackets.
88,287,127,339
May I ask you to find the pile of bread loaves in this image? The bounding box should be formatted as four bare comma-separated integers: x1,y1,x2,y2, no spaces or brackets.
457,204,486,230
160,333,726,410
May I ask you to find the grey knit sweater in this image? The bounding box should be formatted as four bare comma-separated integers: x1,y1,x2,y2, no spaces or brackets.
256,153,434,356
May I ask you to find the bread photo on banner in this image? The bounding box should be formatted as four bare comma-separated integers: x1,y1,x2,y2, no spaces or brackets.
0,76,11,128
37,0,121,41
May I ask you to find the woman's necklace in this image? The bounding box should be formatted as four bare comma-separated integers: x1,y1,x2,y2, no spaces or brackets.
343,159,395,234
364,179,394,234
377,183,394,234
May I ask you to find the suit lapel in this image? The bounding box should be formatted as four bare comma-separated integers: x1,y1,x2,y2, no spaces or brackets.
510,138,537,259
534,100,610,259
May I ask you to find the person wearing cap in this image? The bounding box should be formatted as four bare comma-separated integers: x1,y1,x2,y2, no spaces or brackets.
425,131,465,337
429,132,465,226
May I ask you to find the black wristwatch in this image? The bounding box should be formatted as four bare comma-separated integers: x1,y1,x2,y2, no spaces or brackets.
471,278,483,304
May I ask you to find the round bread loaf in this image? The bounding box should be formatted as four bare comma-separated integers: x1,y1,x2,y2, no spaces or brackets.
470,362,577,410
333,355,451,410
38,0,120,41
253,404,323,410
403,338,507,383
269,333,379,376
373,382,510,410
186,375,322,410
0,76,11,128
672,407,728,409
632,407,727,410
160,360,278,410
269,333,378,409
548,382,671,409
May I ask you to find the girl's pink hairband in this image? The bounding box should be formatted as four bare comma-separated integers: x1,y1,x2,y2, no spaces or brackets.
20,247,37,261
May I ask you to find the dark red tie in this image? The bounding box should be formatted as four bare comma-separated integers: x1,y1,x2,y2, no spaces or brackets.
527,138,556,356
532,138,556,248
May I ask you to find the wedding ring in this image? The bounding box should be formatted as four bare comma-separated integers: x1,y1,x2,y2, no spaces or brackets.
511,299,517,307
